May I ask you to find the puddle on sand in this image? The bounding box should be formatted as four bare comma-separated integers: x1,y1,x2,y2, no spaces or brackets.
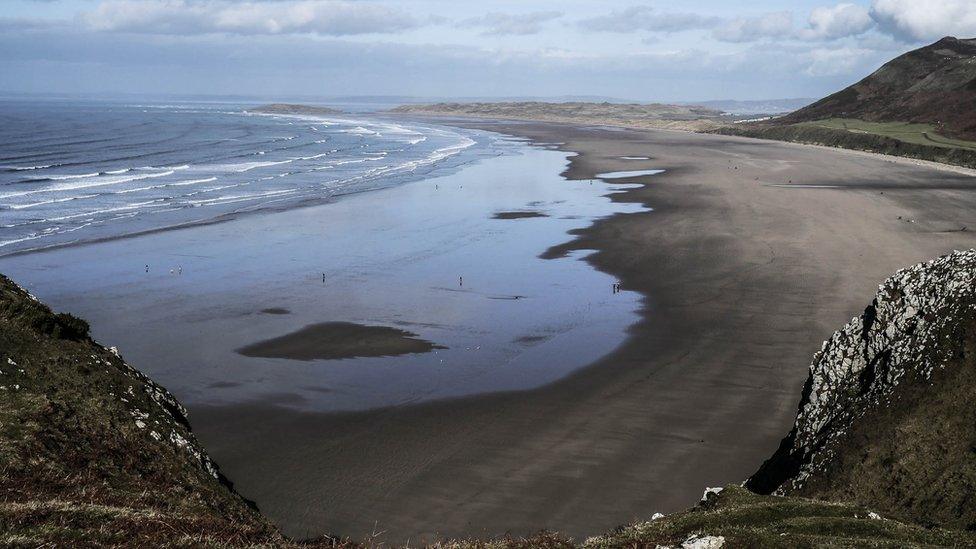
596,169,665,178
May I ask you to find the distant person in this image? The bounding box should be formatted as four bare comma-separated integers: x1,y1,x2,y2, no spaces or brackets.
178,266,183,275
459,276,463,287
145,264,149,273
322,273,326,283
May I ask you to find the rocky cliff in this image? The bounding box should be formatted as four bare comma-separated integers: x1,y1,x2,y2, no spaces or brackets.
748,249,976,530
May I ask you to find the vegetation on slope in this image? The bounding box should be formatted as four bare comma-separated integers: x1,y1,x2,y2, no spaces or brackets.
716,122,976,169
796,119,976,151
0,274,295,547
781,36,976,140
581,485,975,549
720,37,976,168
442,486,976,548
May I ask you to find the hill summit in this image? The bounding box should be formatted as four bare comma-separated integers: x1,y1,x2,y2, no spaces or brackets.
782,36,976,139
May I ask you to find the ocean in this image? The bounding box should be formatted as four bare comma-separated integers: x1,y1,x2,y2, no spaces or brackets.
0,99,482,254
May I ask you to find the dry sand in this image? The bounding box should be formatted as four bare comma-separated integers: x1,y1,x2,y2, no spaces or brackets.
193,121,976,543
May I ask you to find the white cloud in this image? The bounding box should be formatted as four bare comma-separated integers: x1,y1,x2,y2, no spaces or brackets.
459,11,562,36
579,6,721,33
713,11,794,43
79,0,418,36
870,0,976,42
0,22,898,101
801,3,874,40
804,46,875,75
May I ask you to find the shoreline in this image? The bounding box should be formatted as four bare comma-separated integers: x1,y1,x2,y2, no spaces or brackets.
0,108,491,259
0,138,642,414
191,119,976,542
8,115,976,543
391,111,976,177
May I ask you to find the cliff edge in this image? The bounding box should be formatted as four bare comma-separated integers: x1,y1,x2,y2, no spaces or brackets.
748,249,976,530
0,274,288,546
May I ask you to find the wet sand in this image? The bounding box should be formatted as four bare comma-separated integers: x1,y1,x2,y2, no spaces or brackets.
237,322,445,361
193,121,976,542
492,211,549,220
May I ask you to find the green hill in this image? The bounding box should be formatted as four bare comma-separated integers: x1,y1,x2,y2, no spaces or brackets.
720,37,976,168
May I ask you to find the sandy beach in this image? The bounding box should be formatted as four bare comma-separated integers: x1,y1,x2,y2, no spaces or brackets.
5,116,976,543
189,120,976,542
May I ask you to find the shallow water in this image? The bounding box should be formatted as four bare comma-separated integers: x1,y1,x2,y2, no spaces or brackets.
0,133,648,412
596,169,665,178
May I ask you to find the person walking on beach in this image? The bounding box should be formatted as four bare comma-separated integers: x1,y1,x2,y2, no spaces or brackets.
459,276,463,287
178,266,182,275
145,264,149,273
322,273,326,283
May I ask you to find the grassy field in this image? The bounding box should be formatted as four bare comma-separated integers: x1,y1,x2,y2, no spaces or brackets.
798,118,976,151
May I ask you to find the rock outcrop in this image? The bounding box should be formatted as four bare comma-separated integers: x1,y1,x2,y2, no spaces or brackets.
748,249,976,529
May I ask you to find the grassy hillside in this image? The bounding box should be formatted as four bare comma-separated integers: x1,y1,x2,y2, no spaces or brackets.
717,123,976,169
781,37,976,140
580,485,976,549
720,37,976,168
0,274,303,547
796,119,976,151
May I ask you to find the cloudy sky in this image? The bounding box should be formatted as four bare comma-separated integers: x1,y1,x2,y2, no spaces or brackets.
2,0,975,101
